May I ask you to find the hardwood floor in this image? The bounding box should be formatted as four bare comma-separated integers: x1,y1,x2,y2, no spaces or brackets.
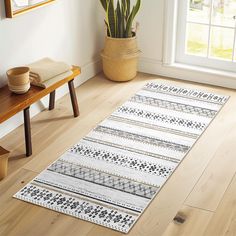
0,73,236,236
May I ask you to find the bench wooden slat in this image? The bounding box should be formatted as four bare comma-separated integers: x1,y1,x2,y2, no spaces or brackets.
0,66,81,124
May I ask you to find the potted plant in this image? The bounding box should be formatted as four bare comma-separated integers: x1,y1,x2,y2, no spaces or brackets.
100,0,141,82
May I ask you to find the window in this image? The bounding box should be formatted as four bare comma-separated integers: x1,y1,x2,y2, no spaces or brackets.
176,0,236,72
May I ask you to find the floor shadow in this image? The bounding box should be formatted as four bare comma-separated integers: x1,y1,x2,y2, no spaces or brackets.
8,154,26,162
32,115,75,124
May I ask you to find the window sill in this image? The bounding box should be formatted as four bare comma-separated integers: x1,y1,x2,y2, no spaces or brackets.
139,57,236,88
164,63,236,80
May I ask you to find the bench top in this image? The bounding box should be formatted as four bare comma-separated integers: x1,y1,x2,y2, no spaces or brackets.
0,66,81,123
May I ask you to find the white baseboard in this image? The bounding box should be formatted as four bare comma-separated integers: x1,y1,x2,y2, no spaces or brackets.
139,57,236,89
0,59,102,139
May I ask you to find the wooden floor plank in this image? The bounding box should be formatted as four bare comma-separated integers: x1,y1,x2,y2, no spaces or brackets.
0,73,235,236
162,206,213,236
204,174,236,236
185,124,236,211
0,169,37,214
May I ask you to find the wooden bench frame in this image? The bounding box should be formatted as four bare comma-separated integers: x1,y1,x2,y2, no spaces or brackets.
0,66,81,157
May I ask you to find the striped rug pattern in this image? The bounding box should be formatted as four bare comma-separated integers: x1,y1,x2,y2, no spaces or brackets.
14,82,229,233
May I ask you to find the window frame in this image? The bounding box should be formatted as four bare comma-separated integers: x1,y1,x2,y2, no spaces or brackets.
174,0,236,73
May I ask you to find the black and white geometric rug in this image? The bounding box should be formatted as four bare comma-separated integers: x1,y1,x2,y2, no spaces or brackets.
14,82,229,233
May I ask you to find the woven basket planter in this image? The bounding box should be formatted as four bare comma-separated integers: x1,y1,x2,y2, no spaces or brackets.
101,36,140,82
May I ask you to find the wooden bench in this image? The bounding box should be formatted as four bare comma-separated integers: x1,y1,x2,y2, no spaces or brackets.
0,66,81,157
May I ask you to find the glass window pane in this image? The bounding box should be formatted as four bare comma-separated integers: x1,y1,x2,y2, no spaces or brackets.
210,27,234,60
186,23,209,56
188,0,211,24
212,0,236,27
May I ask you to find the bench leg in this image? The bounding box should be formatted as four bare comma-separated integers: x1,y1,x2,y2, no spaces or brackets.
24,107,32,157
49,90,56,110
68,79,80,117
0,155,9,180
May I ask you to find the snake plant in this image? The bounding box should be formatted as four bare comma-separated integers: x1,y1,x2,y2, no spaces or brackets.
100,0,141,38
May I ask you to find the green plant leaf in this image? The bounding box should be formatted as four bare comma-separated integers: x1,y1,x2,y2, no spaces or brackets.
121,0,127,15
100,0,108,11
125,0,141,37
132,0,141,19
104,20,110,37
116,0,122,38
121,0,130,20
126,0,131,19
106,0,117,37
116,0,125,38
120,2,125,37
125,7,135,37
102,0,141,38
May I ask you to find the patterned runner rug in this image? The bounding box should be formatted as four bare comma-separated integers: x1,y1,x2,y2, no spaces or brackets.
14,82,229,233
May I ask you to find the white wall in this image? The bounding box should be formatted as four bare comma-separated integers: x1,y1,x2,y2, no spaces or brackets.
137,0,164,62
0,0,104,138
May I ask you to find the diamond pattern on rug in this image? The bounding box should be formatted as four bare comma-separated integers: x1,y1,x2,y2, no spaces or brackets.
14,82,229,233
69,143,175,178
131,94,217,118
17,184,137,233
48,160,158,199
117,106,207,131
